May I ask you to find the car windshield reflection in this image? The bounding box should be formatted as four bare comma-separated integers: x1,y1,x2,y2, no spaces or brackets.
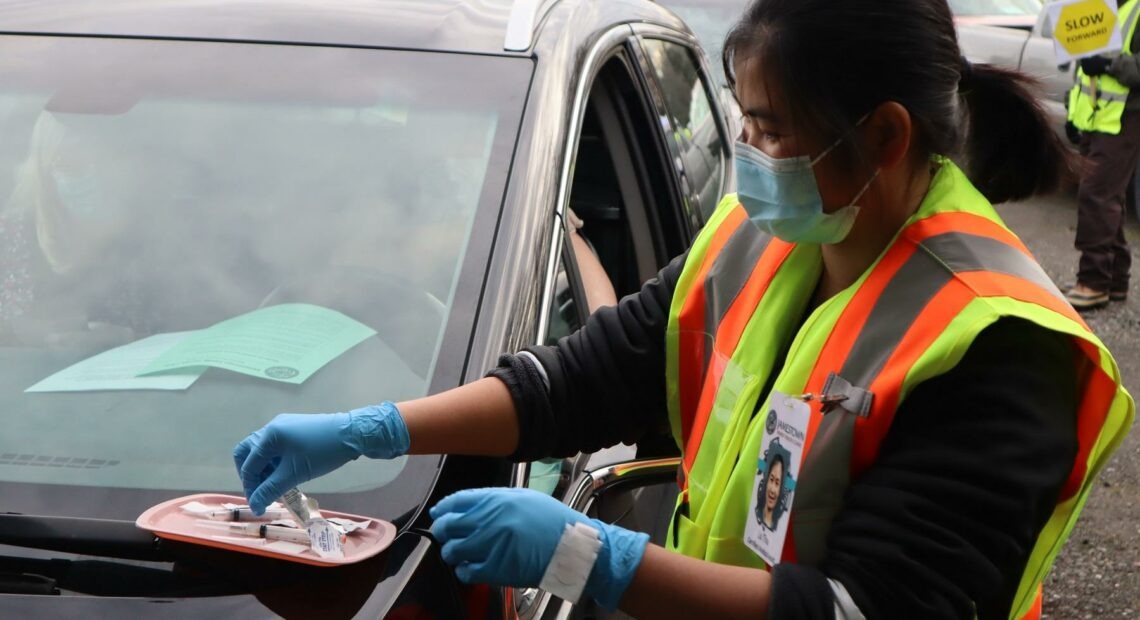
0,35,530,521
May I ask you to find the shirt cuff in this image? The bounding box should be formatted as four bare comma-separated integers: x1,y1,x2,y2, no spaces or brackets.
829,578,866,620
518,350,550,393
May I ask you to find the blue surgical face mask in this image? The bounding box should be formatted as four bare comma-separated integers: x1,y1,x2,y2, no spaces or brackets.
735,130,879,244
51,167,107,217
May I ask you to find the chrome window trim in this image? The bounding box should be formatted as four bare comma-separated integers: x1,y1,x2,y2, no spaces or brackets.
563,457,681,514
533,24,636,350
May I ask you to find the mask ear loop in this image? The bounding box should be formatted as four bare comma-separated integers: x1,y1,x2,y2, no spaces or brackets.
810,136,844,166
811,112,880,208
809,113,874,166
848,168,880,207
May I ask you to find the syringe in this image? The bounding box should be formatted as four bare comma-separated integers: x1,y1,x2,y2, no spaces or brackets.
199,507,292,522
195,520,312,545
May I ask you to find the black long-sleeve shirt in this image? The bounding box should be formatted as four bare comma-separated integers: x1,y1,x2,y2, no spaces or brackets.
489,256,1078,619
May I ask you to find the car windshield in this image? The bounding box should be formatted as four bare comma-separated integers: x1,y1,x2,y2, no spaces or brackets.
0,35,530,523
947,0,1042,16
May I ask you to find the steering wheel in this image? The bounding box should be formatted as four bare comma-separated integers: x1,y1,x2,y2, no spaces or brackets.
259,266,447,378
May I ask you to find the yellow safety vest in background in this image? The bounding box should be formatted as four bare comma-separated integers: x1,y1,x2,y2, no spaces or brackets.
663,160,1133,619
1068,0,1140,134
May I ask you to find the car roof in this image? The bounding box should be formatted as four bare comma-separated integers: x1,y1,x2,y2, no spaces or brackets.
0,0,537,55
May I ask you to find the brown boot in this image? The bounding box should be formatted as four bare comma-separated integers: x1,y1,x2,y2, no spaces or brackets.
1066,283,1110,310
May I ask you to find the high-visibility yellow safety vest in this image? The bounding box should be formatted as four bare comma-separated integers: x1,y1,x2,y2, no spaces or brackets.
1068,0,1140,135
663,159,1133,619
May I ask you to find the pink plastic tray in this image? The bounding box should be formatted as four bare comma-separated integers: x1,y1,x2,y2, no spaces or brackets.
136,493,397,567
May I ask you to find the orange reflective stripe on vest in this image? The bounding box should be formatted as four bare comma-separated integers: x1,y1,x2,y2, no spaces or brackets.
1064,337,1117,500
675,207,748,445
905,210,1033,255
676,213,786,487
682,237,791,478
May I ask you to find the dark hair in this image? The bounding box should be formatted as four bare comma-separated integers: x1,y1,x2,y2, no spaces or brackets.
768,453,785,481
723,0,1074,203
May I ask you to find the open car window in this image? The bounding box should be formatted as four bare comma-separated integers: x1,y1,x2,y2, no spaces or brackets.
0,35,530,522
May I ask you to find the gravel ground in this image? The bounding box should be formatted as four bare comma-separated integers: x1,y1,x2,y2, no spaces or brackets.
995,197,1140,619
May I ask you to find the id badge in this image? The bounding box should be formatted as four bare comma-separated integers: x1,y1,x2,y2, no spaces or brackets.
743,390,810,566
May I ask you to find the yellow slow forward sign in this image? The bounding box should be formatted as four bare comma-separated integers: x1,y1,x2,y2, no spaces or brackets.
1050,0,1124,62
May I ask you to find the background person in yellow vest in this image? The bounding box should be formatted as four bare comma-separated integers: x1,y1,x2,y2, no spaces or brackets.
1065,0,1140,309
233,0,1130,619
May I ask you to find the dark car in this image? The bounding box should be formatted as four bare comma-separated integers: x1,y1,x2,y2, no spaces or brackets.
0,0,732,617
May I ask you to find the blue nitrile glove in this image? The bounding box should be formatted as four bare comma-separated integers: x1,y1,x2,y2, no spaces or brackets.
233,401,410,514
429,487,649,610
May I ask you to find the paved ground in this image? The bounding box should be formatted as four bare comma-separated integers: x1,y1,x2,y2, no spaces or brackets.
995,197,1139,619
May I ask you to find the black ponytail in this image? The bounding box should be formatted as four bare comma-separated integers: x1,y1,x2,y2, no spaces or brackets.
723,0,1075,204
958,62,1075,203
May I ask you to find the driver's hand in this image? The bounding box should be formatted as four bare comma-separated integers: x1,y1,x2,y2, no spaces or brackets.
233,401,410,514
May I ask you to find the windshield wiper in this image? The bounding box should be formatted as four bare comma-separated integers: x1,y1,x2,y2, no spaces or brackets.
0,572,58,595
0,514,165,562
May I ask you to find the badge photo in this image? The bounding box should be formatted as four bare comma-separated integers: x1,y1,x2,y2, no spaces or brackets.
754,438,795,532
743,391,809,566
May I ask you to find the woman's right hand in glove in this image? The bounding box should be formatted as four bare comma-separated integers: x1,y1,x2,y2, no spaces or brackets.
233,401,410,514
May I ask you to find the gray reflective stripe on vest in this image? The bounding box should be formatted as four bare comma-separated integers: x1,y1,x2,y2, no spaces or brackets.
1077,81,1128,103
836,233,1064,387
790,231,1062,566
699,219,772,377
923,232,1066,302
1124,0,1140,55
790,246,950,565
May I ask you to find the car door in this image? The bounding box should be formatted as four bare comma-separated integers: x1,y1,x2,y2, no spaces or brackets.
517,34,703,495
538,30,732,474
512,26,729,620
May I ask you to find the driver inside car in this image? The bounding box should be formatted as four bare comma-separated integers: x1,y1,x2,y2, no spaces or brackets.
1,109,158,348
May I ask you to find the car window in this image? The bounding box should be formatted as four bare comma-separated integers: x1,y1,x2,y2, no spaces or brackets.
0,35,530,521
641,38,728,224
653,0,751,89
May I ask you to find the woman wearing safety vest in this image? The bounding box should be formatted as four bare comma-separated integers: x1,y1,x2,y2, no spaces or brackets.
234,0,1134,617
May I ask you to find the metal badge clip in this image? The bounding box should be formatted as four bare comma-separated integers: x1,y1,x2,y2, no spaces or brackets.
797,392,849,414
815,373,874,417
